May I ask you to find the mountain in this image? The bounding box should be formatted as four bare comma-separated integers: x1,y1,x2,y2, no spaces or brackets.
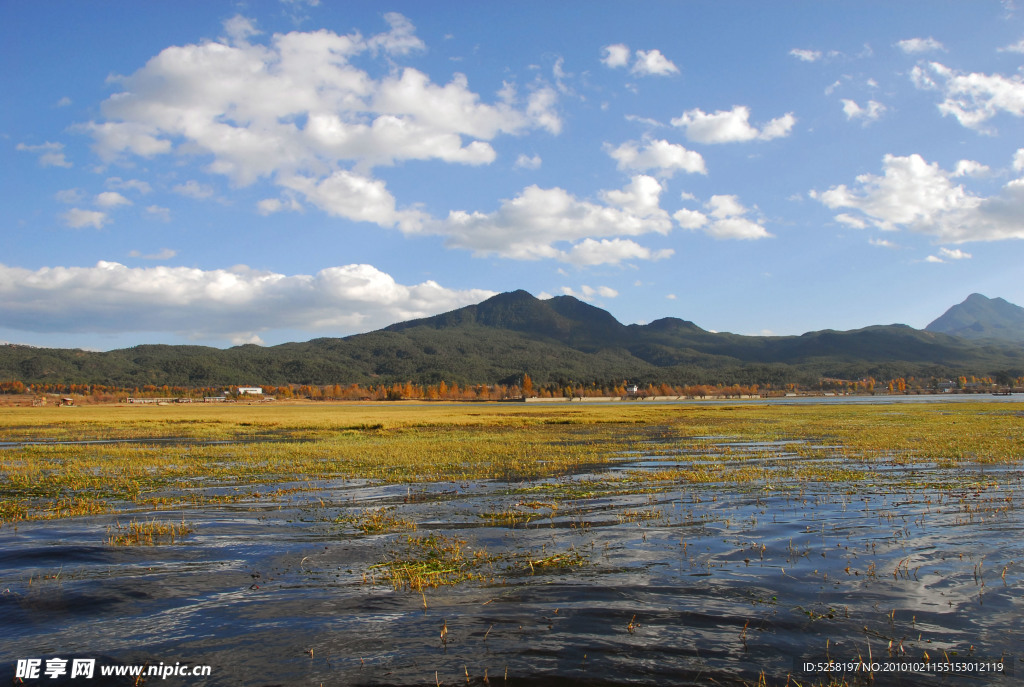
2,292,1022,388
926,293,1024,343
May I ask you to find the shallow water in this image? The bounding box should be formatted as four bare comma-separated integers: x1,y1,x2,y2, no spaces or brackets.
2,440,1022,686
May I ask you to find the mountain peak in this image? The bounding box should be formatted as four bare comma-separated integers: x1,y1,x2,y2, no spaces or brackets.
926,294,1024,343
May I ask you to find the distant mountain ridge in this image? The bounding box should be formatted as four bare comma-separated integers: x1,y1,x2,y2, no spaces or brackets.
1,291,1022,388
926,293,1024,343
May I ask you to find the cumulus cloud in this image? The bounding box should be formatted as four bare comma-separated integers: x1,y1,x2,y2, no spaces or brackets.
600,44,678,76
173,181,215,199
82,13,560,231
560,285,619,300
16,141,72,168
810,152,1024,243
911,62,1024,132
896,37,945,54
433,175,673,262
0,261,494,343
95,191,132,208
670,105,795,143
939,247,971,259
998,38,1024,53
55,188,86,204
841,98,886,124
106,177,152,194
280,170,425,231
62,209,109,229
1014,148,1024,171
789,48,822,62
513,154,542,170
564,238,673,266
673,194,772,240
631,49,679,76
601,44,631,68
605,138,706,177
953,159,990,177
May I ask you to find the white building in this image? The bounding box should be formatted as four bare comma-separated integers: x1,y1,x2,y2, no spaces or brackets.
236,387,263,395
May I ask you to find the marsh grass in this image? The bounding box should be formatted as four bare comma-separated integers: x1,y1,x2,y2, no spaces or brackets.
105,518,194,546
370,533,495,591
368,531,590,592
337,507,418,534
1,401,1021,524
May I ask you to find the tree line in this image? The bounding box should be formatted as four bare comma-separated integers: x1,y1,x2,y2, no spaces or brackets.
5,373,1018,404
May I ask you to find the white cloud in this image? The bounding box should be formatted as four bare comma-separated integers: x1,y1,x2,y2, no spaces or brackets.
62,209,109,229
601,44,631,68
896,37,945,54
841,98,886,123
560,285,619,300
605,138,706,177
367,12,426,56
836,213,869,229
434,175,673,263
869,237,897,248
565,238,673,266
601,44,678,76
953,159,990,177
514,154,542,170
811,152,1024,243
145,205,171,222
55,188,86,204
670,105,795,143
789,48,822,62
911,62,1024,132
106,177,152,194
925,255,945,263
673,194,772,240
95,191,132,208
56,96,72,107
631,49,679,76
939,247,971,259
0,261,495,342
173,180,215,199
280,170,425,231
16,141,72,168
81,14,560,237
88,17,558,182
1015,148,1024,171
257,198,285,215
998,38,1024,53
223,15,261,44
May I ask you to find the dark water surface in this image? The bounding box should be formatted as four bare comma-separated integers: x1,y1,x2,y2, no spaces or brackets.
2,420,1023,685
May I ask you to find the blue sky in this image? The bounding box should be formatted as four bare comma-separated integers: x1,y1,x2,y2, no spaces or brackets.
4,1,1024,350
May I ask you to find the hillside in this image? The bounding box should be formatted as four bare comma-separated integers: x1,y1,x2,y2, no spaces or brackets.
2,291,1023,388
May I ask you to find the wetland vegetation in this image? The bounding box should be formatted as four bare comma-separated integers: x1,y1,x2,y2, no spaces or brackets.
1,400,1022,685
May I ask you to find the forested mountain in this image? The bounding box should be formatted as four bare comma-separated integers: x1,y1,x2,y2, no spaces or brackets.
2,290,1023,388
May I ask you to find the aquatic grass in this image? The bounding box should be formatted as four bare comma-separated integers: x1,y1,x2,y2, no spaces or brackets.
337,507,418,535
369,533,495,591
105,518,194,546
